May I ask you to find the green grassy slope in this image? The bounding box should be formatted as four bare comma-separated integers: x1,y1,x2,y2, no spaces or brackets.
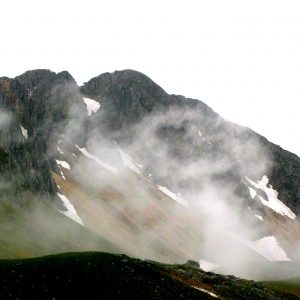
0,198,121,258
264,278,300,298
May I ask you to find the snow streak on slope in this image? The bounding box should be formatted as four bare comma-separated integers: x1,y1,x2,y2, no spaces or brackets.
233,234,290,262
59,171,66,180
20,126,28,139
247,186,257,199
255,215,263,221
57,146,64,155
192,286,218,298
198,130,211,144
83,97,100,116
76,145,118,174
250,236,291,262
57,193,83,225
118,147,142,174
56,160,71,170
246,176,296,220
157,185,188,208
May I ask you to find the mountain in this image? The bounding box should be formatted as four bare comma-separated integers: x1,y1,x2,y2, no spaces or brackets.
80,70,300,270
81,69,300,214
0,68,300,290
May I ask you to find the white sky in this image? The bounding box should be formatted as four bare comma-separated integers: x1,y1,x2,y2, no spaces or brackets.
1,0,300,156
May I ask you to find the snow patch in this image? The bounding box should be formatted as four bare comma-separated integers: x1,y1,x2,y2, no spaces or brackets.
157,185,188,208
76,145,118,174
56,160,71,170
199,259,219,272
255,214,264,221
83,97,100,116
247,186,257,199
20,126,28,139
118,148,142,174
197,130,212,144
60,171,66,180
57,193,83,225
57,145,64,155
246,176,296,219
233,234,290,261
192,286,218,298
251,236,291,261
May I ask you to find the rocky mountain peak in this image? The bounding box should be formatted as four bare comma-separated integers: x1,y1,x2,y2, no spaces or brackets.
81,69,217,138
81,69,167,100
15,69,75,92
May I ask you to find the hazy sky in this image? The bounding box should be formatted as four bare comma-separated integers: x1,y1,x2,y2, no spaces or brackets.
1,0,300,156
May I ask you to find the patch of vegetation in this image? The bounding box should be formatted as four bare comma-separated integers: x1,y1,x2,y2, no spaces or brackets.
0,148,9,164
264,278,300,298
160,262,299,300
0,199,120,259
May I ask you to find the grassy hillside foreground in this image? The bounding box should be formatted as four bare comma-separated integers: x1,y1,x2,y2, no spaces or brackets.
265,279,300,298
0,252,298,299
0,199,120,258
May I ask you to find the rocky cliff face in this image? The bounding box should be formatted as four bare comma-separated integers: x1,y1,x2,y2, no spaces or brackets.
0,70,88,204
0,78,46,205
